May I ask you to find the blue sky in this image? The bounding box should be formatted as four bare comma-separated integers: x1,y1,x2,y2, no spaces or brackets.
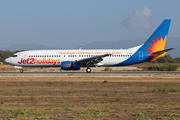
0,0,180,48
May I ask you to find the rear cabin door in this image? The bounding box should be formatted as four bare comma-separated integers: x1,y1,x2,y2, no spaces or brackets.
139,51,143,60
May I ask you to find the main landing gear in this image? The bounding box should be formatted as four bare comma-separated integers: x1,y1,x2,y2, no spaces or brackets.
86,67,91,73
20,69,23,73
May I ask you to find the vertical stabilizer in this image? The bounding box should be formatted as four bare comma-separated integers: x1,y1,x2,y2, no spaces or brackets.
142,19,171,57
115,19,171,66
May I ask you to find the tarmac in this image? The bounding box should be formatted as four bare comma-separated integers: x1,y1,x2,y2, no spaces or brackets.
0,71,179,76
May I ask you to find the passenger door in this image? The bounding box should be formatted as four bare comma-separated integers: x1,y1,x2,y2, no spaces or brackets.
139,51,143,60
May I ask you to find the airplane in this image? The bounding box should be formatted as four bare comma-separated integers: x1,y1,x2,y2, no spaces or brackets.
5,19,174,73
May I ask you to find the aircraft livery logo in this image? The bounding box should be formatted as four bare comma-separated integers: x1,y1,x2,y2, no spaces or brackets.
18,58,61,65
146,35,167,56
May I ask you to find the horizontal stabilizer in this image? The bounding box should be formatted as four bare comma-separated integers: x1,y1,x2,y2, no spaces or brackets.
148,48,174,61
152,48,174,55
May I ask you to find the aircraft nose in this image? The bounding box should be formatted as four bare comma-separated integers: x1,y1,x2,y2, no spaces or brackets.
4,57,11,64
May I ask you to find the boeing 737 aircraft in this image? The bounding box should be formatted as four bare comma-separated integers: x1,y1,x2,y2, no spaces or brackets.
5,19,174,73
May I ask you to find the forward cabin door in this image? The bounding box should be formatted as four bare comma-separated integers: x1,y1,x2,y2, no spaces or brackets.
23,52,29,66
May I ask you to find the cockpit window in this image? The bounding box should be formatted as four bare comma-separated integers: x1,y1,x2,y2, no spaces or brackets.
11,54,18,57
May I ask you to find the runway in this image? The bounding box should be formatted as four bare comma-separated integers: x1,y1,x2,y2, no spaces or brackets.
0,71,179,76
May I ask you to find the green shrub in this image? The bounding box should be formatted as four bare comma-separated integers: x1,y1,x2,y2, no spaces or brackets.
48,81,52,85
159,65,168,71
146,65,178,71
148,66,158,71
19,89,22,93
103,80,107,83
168,64,179,71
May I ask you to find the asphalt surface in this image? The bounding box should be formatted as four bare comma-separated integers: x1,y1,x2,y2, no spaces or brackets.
0,71,179,76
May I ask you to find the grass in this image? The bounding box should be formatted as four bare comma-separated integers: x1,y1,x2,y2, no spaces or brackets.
169,86,180,92
104,89,108,96
114,89,118,93
156,116,169,119
30,96,34,100
165,113,179,116
115,93,121,101
135,85,180,94
77,110,105,115
169,101,179,106
0,75,180,119
95,86,99,92
15,109,23,117
158,85,167,93
132,112,144,116
104,67,113,71
34,117,49,119
62,102,71,111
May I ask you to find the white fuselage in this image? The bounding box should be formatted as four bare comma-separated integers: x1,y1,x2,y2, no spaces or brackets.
5,45,142,67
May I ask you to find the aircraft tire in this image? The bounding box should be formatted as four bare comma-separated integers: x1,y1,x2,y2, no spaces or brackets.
86,68,91,73
20,69,23,73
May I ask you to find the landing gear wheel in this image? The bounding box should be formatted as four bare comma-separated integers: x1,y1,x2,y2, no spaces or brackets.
20,69,23,73
86,68,91,73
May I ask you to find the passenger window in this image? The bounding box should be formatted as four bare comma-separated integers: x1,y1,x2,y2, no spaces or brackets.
59,55,61,57
52,55,53,57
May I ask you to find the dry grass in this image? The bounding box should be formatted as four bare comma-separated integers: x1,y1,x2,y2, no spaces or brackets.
0,75,180,119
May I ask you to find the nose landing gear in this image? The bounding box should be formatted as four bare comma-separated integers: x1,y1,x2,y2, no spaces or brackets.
20,69,23,73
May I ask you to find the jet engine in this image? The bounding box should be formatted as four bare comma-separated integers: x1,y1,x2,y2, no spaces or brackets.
61,61,80,70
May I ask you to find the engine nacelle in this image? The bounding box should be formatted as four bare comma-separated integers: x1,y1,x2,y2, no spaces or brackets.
61,61,80,70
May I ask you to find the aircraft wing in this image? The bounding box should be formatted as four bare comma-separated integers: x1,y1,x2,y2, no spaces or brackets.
76,54,111,67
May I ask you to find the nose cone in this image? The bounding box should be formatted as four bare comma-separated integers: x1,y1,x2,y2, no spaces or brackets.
4,57,11,64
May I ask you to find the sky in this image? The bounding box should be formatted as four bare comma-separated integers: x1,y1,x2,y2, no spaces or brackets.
0,0,180,48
